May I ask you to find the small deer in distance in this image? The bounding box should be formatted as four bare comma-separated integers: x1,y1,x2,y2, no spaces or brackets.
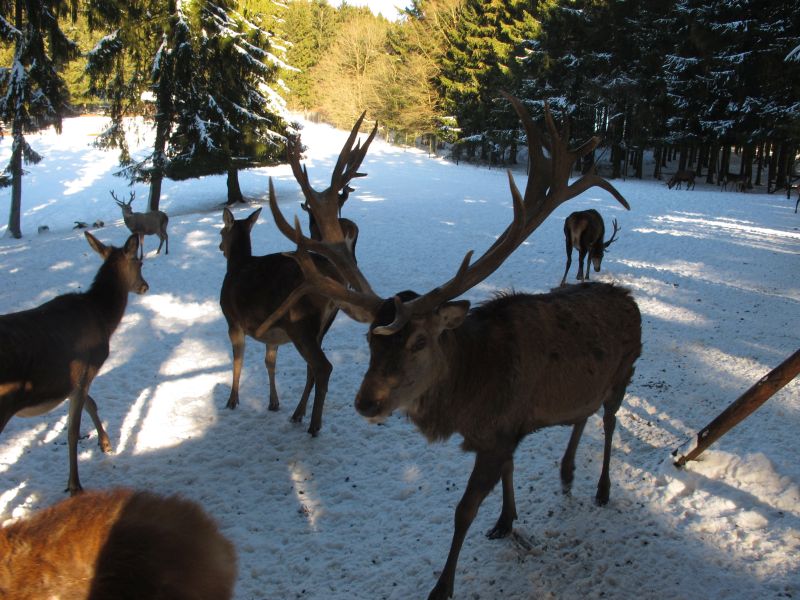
219,114,376,436
0,488,236,600
112,190,169,257
560,209,622,286
260,92,641,599
719,171,748,192
0,233,148,494
667,169,696,190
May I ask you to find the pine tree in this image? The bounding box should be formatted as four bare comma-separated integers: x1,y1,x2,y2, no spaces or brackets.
0,0,80,238
159,1,291,205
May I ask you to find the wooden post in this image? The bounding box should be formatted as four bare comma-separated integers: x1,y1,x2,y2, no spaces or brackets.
673,348,800,467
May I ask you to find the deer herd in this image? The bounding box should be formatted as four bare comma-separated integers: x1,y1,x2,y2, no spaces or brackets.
1,93,655,599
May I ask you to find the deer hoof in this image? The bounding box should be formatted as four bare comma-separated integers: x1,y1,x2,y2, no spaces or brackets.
225,398,238,410
427,579,453,600
486,520,513,539
98,436,113,454
268,401,279,412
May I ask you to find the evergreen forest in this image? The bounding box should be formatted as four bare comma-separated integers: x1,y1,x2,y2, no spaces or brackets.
1,0,799,237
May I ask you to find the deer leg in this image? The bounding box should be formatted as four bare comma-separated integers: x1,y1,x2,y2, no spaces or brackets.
137,233,145,259
596,381,627,506
156,235,165,255
290,334,331,436
577,248,588,281
292,364,315,424
428,451,507,600
560,243,572,286
560,418,587,495
226,326,245,409
265,344,280,411
83,394,111,453
486,457,517,539
65,388,88,495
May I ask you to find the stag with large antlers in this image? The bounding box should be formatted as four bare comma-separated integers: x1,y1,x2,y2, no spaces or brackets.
560,209,622,286
263,94,641,599
219,115,376,435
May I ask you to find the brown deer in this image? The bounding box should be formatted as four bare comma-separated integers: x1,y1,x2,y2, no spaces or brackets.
112,190,169,257
261,93,641,600
667,169,696,190
720,172,748,192
560,209,622,286
219,115,376,436
0,488,236,599
0,233,148,494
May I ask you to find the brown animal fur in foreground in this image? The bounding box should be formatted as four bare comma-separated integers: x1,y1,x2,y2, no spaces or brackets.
0,488,236,600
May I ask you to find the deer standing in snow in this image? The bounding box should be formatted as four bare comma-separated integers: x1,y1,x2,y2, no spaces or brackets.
260,93,641,599
112,191,169,258
560,209,622,286
219,115,375,435
667,169,695,190
0,233,148,494
0,488,236,599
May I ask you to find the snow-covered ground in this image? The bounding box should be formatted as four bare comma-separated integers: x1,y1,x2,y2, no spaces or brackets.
1,116,799,599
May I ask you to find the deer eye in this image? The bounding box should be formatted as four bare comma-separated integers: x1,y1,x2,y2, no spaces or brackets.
409,335,427,353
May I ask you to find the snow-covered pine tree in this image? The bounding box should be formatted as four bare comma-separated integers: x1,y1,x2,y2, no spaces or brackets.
0,0,79,238
162,0,290,205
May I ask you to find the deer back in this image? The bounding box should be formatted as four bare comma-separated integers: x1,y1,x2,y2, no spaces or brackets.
359,284,641,449
0,488,236,600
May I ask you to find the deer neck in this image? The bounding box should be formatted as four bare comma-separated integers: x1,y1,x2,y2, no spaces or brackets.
407,319,487,443
225,235,254,270
86,258,130,334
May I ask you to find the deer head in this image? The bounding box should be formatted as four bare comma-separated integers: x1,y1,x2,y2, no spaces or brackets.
110,190,135,215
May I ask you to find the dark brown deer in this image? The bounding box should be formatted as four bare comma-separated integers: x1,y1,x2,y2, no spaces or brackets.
667,169,695,190
219,115,376,435
560,209,622,286
0,488,236,599
112,190,169,257
261,93,641,599
720,172,747,192
0,233,148,494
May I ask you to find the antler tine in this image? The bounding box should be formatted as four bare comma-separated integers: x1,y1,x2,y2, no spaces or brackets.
269,178,303,242
331,117,379,193
287,134,315,201
604,218,621,248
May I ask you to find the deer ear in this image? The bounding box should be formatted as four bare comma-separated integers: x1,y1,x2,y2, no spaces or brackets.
435,300,470,331
123,234,140,257
222,207,235,227
85,231,111,259
247,208,262,230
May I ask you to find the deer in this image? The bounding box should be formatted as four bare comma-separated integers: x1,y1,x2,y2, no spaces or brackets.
560,209,622,286
667,169,695,190
0,488,236,599
0,232,148,494
112,190,169,258
218,114,376,436
260,92,641,600
720,172,748,192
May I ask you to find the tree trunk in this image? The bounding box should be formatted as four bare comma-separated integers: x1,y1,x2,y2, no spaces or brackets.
706,143,718,184
226,168,244,205
653,146,662,180
8,134,23,238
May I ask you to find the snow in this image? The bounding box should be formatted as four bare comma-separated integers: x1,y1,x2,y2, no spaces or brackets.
1,115,799,599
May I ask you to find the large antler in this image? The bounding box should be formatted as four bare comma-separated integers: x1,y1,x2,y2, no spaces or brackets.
286,112,378,243
262,93,631,337
376,94,629,333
